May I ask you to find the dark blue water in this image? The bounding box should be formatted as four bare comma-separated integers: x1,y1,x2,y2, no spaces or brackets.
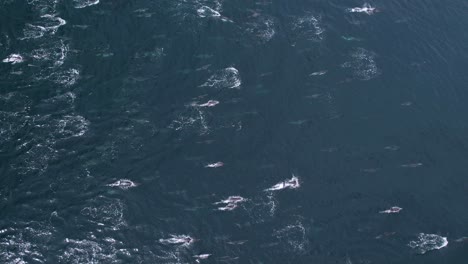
1,0,468,263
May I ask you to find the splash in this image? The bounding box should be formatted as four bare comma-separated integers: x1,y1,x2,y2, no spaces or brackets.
159,235,195,247
346,3,377,15
73,0,100,9
191,100,220,107
2,54,24,64
205,161,224,168
379,206,402,214
106,179,138,190
264,175,300,191
309,70,327,76
214,196,247,211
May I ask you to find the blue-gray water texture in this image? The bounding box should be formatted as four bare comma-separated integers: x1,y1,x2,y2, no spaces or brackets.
1,0,467,263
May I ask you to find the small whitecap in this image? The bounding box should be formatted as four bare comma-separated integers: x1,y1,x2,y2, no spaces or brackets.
214,196,247,211
2,54,24,64
265,174,300,191
408,233,448,254
192,100,219,107
197,6,221,18
346,3,377,15
379,206,402,214
74,0,100,9
159,235,195,247
106,179,138,190
193,254,211,263
309,70,327,76
400,163,422,168
194,254,211,259
205,161,224,168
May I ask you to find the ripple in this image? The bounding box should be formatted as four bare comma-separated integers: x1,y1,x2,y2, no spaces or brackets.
346,3,377,15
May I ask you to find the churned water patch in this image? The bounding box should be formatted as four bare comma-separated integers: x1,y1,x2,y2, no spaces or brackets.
408,233,448,254
21,14,66,40
341,48,380,80
200,67,241,89
290,13,325,42
273,220,309,254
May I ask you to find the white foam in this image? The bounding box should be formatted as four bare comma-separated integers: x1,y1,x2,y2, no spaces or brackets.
2,54,24,64
205,161,224,168
346,3,376,15
408,233,448,254
57,115,89,138
246,15,275,42
274,220,308,253
31,40,69,67
379,206,402,214
53,68,80,86
194,254,211,263
80,197,126,230
61,238,120,263
341,48,379,80
197,6,221,18
309,70,327,76
192,100,219,108
73,0,100,9
106,179,138,190
292,14,324,42
0,223,53,263
265,175,300,191
214,196,247,211
159,235,195,247
200,67,241,89
22,14,66,39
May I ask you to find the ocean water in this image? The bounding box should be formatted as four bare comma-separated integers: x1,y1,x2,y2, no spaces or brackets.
1,0,467,263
